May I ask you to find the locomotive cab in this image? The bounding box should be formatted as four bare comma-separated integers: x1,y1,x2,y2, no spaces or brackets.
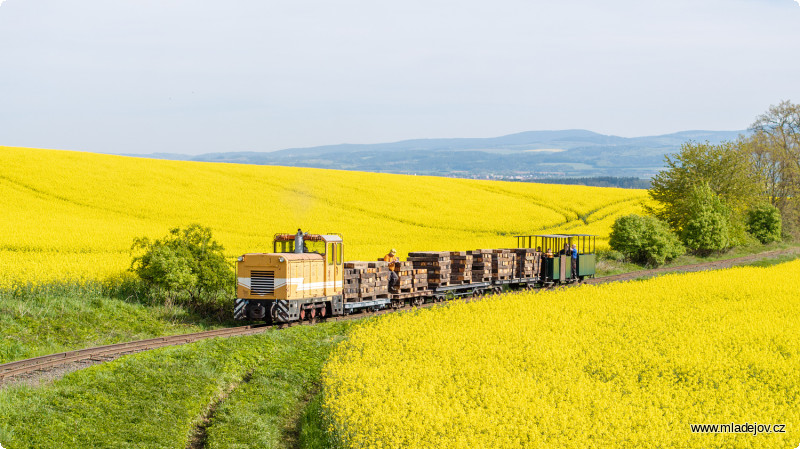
234,230,344,323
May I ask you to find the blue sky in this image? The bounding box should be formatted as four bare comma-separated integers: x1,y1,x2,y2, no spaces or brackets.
1,0,799,154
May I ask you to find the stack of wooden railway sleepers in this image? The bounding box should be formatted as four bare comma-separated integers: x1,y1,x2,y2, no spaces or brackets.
492,249,514,281
412,268,428,291
369,261,391,297
343,263,361,301
389,261,430,300
407,251,451,288
449,251,473,284
468,249,493,282
392,261,414,292
343,261,390,302
513,248,541,280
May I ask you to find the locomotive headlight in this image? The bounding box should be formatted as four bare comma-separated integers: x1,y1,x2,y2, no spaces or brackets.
237,256,244,262
279,257,285,262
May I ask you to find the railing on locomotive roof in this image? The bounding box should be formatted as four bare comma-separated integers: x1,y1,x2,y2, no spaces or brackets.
272,229,343,254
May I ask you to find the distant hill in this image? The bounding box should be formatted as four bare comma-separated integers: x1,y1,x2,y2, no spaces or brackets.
125,129,745,179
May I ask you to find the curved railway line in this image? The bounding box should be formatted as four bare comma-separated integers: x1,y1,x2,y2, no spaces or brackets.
0,325,270,383
2,247,797,385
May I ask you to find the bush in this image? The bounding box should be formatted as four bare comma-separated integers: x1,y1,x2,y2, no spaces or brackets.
680,183,732,254
746,203,783,244
609,214,684,266
131,224,234,318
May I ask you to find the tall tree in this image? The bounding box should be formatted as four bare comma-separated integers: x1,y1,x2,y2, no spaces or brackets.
647,140,760,235
746,100,800,233
742,131,788,207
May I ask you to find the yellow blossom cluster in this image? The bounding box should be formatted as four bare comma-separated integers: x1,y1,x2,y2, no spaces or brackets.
0,147,648,288
322,261,800,448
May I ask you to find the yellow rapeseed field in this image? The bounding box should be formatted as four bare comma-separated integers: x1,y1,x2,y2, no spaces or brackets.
323,261,800,448
0,146,647,288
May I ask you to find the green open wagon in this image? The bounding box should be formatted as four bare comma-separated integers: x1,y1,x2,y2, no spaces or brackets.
514,234,596,284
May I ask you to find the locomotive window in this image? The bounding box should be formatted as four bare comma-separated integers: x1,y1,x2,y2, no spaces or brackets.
328,243,335,265
306,241,325,254
337,243,343,265
274,241,295,253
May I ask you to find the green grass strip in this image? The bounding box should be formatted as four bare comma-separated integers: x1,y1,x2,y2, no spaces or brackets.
206,323,350,449
0,322,351,448
0,285,221,364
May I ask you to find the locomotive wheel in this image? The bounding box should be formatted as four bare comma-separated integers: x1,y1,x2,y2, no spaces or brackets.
320,305,327,317
309,307,316,319
299,308,306,321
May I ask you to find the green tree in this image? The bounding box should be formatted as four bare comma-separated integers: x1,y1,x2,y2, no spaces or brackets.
647,140,760,234
746,203,782,244
746,100,800,236
609,214,684,266
680,183,732,254
131,224,234,316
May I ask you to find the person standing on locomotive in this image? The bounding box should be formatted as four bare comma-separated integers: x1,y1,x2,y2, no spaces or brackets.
384,248,400,291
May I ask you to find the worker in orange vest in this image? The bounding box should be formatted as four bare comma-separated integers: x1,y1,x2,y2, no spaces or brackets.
384,249,399,290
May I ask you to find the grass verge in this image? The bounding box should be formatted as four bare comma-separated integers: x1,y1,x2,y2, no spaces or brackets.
595,240,800,276
297,393,338,449
0,282,227,364
205,323,349,449
0,321,350,449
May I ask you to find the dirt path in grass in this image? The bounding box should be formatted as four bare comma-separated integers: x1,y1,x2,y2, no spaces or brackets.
281,387,320,449
186,370,254,449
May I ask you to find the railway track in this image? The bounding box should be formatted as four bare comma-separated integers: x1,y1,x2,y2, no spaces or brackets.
2,247,796,383
0,325,269,382
0,311,398,384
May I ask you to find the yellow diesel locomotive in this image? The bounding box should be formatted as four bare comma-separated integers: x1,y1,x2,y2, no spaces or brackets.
234,230,346,323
